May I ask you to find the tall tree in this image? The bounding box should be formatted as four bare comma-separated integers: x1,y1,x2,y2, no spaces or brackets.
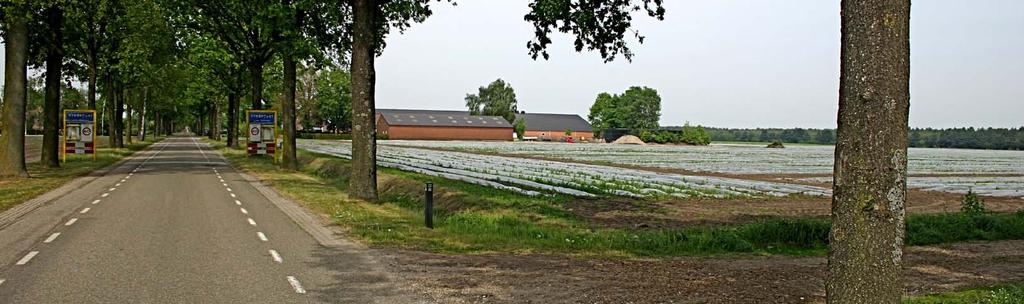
616,86,660,130
176,0,279,110
0,2,31,177
346,0,664,200
40,3,65,167
587,87,661,131
587,92,618,132
827,1,911,303
465,78,518,123
65,0,106,111
349,0,379,200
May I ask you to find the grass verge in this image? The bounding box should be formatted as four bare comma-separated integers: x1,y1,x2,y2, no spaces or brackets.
0,138,161,213
213,141,1024,257
905,283,1024,304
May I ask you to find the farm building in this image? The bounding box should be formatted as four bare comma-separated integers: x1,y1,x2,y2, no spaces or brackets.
376,109,513,141
515,113,594,142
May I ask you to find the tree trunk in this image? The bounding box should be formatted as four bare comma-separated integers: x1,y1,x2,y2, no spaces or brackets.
140,89,147,141
88,58,97,110
282,54,298,169
105,75,117,148
0,14,30,177
41,4,64,168
213,102,221,141
827,1,911,303
250,63,264,110
115,85,125,148
227,92,240,148
126,100,133,145
349,0,379,201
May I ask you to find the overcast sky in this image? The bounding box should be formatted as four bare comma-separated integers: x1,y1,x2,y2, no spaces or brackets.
375,0,1023,128
2,1,1021,128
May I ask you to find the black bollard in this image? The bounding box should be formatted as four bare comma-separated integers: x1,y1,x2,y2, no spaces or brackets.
424,182,434,229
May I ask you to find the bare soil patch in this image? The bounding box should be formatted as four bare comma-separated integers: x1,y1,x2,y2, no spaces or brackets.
385,240,1024,303
561,190,1024,228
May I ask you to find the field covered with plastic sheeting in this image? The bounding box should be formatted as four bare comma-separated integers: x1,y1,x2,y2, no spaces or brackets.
797,176,1024,198
382,140,1024,175
298,140,831,199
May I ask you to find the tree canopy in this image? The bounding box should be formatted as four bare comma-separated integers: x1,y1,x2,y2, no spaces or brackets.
588,86,662,131
465,79,518,123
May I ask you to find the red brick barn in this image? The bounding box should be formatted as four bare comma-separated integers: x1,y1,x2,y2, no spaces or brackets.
515,113,594,142
376,109,513,141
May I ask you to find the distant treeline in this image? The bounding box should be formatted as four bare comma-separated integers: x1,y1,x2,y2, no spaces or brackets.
707,127,1024,150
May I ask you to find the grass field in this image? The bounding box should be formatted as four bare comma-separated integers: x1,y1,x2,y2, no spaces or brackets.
213,140,1024,257
905,283,1024,304
0,137,160,213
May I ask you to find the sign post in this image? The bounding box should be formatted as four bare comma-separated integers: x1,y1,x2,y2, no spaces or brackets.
63,110,97,162
246,110,278,157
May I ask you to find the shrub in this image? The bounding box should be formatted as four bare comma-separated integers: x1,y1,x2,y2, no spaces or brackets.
961,189,986,215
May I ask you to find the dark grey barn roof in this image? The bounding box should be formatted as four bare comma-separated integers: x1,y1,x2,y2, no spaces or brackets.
377,109,513,128
515,113,592,132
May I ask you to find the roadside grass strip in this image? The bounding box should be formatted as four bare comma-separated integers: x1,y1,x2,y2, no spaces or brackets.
215,144,1024,257
298,140,831,199
0,139,160,213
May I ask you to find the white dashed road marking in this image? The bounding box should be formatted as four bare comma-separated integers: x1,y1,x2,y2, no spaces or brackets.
286,276,306,294
226,188,232,192
240,208,248,215
0,279,5,286
16,251,39,265
257,232,268,242
101,193,110,198
80,208,91,214
235,200,242,206
44,233,61,243
269,250,283,263
92,199,101,205
230,193,236,198
248,218,257,226
109,188,116,191
65,218,78,226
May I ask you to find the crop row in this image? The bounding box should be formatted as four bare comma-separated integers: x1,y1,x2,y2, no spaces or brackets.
298,140,832,199
383,141,1024,175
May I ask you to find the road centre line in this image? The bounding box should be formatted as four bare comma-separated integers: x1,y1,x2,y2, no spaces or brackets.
80,208,91,214
92,199,101,205
248,218,257,226
65,218,78,226
44,233,61,243
235,200,242,206
240,208,248,214
115,183,121,187
16,251,39,265
191,137,212,163
0,279,5,286
227,188,232,192
286,276,306,294
230,193,236,198
257,232,268,242
108,188,116,191
269,250,283,263
101,193,109,198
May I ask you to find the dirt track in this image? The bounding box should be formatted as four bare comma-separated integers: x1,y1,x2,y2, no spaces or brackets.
386,240,1024,303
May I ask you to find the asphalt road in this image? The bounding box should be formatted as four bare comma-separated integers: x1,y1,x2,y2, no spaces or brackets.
0,137,417,303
